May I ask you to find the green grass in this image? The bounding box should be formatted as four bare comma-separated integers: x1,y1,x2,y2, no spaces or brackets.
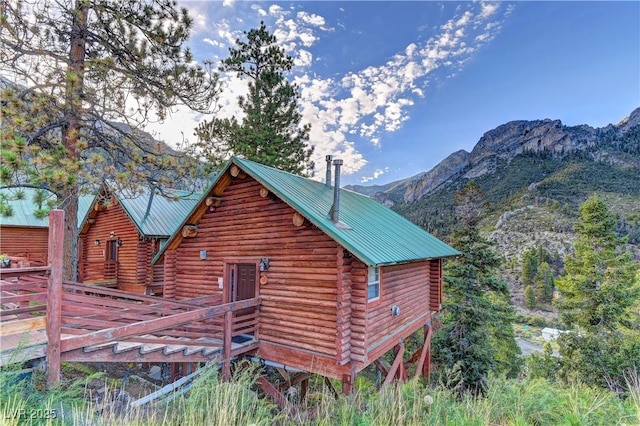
2,361,638,425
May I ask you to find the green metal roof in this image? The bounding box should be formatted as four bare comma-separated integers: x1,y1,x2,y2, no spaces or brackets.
232,157,459,266
0,188,93,228
115,187,202,237
154,157,459,266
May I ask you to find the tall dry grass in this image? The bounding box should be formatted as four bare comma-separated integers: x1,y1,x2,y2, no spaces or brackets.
1,361,638,425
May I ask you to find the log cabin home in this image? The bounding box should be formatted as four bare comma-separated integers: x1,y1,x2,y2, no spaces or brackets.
0,188,91,268
153,156,460,393
78,185,200,294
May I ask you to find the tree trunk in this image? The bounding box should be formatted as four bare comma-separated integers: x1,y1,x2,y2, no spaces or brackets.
60,0,88,280
62,195,79,281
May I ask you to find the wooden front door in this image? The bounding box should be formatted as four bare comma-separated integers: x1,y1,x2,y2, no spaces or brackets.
228,263,258,336
105,239,118,279
236,264,257,302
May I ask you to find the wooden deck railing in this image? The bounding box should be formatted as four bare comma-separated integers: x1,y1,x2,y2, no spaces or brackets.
2,211,262,384
0,268,50,335
78,260,118,282
57,286,260,379
0,268,49,315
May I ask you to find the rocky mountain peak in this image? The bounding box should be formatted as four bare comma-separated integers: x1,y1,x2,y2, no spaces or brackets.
401,149,470,202
360,108,639,205
616,107,640,133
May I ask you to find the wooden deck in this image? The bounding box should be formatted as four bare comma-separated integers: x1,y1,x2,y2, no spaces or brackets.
0,266,260,381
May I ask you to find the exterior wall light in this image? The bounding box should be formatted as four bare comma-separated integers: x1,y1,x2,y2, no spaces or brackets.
260,257,270,271
94,239,100,246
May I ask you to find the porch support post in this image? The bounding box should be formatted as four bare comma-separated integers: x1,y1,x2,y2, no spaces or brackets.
46,210,64,387
341,371,355,395
222,309,232,380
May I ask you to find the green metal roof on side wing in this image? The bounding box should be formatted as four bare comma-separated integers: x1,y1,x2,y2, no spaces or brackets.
232,157,460,266
1,188,94,228
116,187,202,238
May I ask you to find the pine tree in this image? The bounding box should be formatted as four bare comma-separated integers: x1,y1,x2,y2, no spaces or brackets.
195,22,314,176
556,194,638,333
524,285,536,309
556,194,640,388
521,249,538,288
433,182,520,395
1,0,219,279
536,261,555,303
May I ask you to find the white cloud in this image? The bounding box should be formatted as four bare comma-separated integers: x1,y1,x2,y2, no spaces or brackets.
203,38,223,48
159,1,508,179
251,4,267,17
268,4,284,17
297,11,326,28
222,0,234,7
360,167,389,183
480,2,499,19
295,49,313,68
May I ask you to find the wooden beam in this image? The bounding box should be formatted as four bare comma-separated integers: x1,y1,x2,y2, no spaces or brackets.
258,376,294,412
0,317,46,336
342,371,355,395
323,376,340,399
420,324,433,378
257,341,351,380
46,209,64,387
292,212,305,227
374,358,390,377
0,267,50,279
276,367,290,382
181,225,198,238
205,197,223,207
0,304,46,317
382,343,404,386
396,344,407,381
300,376,309,403
230,164,247,179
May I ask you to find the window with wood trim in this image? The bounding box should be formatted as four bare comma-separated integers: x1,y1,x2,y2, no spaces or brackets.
367,266,380,301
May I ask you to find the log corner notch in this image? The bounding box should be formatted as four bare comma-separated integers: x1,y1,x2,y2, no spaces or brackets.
181,224,198,238
230,164,247,179
205,196,223,207
292,212,305,227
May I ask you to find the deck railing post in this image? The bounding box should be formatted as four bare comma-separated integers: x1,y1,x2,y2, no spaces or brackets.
222,308,232,380
46,209,64,387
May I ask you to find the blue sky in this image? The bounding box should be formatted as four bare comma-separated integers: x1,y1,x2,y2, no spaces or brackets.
152,1,640,186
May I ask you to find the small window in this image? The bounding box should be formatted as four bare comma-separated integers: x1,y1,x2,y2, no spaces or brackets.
367,266,380,301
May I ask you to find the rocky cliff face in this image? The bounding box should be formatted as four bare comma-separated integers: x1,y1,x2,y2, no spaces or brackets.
400,150,470,202
368,108,639,205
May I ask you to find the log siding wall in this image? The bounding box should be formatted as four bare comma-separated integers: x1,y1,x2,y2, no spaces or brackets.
166,177,340,361
80,203,144,287
348,255,367,364
0,226,49,266
363,259,434,360
336,247,352,365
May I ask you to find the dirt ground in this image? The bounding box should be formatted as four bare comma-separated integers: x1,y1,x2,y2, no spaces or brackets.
61,361,168,402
